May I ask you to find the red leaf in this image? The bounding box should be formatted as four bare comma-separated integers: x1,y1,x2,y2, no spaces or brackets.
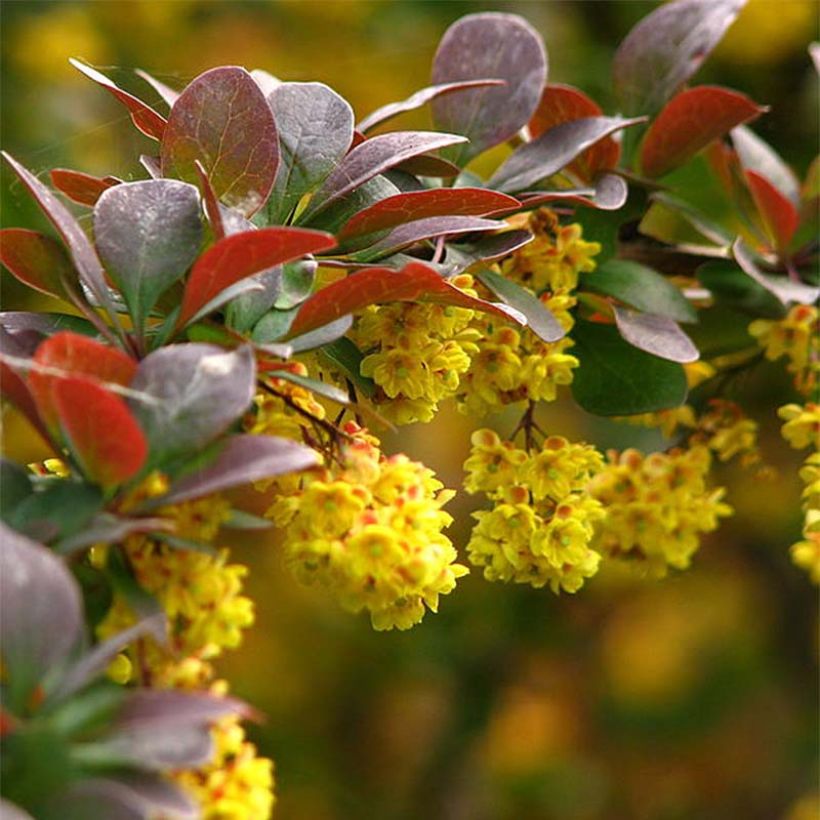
338,188,518,241
0,362,55,450
745,170,800,252
528,84,619,182
161,67,278,217
193,160,225,240
70,59,167,141
53,376,147,488
50,169,120,207
177,227,336,327
288,260,524,337
641,86,765,178
0,228,75,300
29,332,137,431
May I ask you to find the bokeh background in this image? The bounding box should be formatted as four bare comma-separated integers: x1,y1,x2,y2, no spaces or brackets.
1,2,818,818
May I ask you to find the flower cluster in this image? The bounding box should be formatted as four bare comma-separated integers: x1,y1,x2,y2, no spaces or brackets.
691,399,761,466
350,274,481,424
779,404,820,582
464,429,605,593
749,304,819,395
589,447,733,576
269,422,467,630
173,705,275,820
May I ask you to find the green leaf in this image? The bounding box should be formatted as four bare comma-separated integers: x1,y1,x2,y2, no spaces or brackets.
106,546,163,623
320,338,377,399
571,320,687,415
585,259,697,323
252,307,298,343
476,267,565,343
275,259,317,309
272,369,349,404
9,481,103,544
0,460,34,524
287,315,353,353
223,509,273,530
696,260,784,318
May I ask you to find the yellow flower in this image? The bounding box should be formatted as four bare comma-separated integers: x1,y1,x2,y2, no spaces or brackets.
174,716,275,820
269,423,467,630
523,436,603,501
463,428,529,495
778,403,820,450
749,304,818,394
589,447,733,575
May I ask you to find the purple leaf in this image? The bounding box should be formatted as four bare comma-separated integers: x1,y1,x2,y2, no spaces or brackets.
51,614,166,702
94,180,203,331
732,239,819,305
731,125,801,204
108,774,197,819
431,13,547,166
159,434,319,504
339,187,518,242
161,67,279,217
51,783,145,820
139,155,161,179
70,59,166,141
302,131,467,220
612,0,747,116
358,79,505,133
116,689,250,728
268,82,355,223
0,800,34,820
392,153,461,178
0,523,82,698
101,725,215,771
194,160,225,240
516,172,629,212
0,228,76,301
613,307,699,363
442,230,534,275
1,152,121,328
488,117,645,193
129,344,256,460
353,215,502,261
56,514,172,555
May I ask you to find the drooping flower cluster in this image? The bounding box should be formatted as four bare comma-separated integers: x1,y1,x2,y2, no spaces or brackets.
456,211,599,418
173,695,275,820
349,274,481,424
268,421,467,630
691,399,762,466
464,429,605,593
749,304,819,395
589,447,733,576
779,403,820,582
95,480,275,817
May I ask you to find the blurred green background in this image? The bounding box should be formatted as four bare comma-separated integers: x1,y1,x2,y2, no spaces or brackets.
1,2,818,818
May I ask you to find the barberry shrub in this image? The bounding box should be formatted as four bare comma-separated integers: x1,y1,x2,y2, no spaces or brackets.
1,1,817,817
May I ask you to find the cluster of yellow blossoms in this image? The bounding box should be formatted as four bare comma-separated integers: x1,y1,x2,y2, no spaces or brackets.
349,274,480,424
750,303,819,394
268,421,467,630
464,429,605,593
456,210,599,417
94,475,274,818
779,403,820,582
588,446,733,576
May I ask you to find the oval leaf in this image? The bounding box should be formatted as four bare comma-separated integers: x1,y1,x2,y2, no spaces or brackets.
53,376,148,488
352,215,502,262
476,267,565,343
159,434,319,504
516,172,629,213
161,67,279,216
612,0,747,116
731,125,801,203
431,12,547,166
488,117,645,194
528,84,619,182
571,320,688,415
744,169,800,252
288,260,523,337
613,307,699,363
94,180,203,330
732,238,819,305
177,227,335,327
29,331,137,432
641,86,765,178
0,228,76,300
129,344,256,461
268,82,355,223
586,259,697,323
70,58,166,140
0,523,83,704
358,79,505,133
339,188,518,242
50,169,120,207
303,131,467,220
1,153,120,326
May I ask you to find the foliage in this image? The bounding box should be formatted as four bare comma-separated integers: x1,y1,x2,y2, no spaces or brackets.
1,2,817,817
